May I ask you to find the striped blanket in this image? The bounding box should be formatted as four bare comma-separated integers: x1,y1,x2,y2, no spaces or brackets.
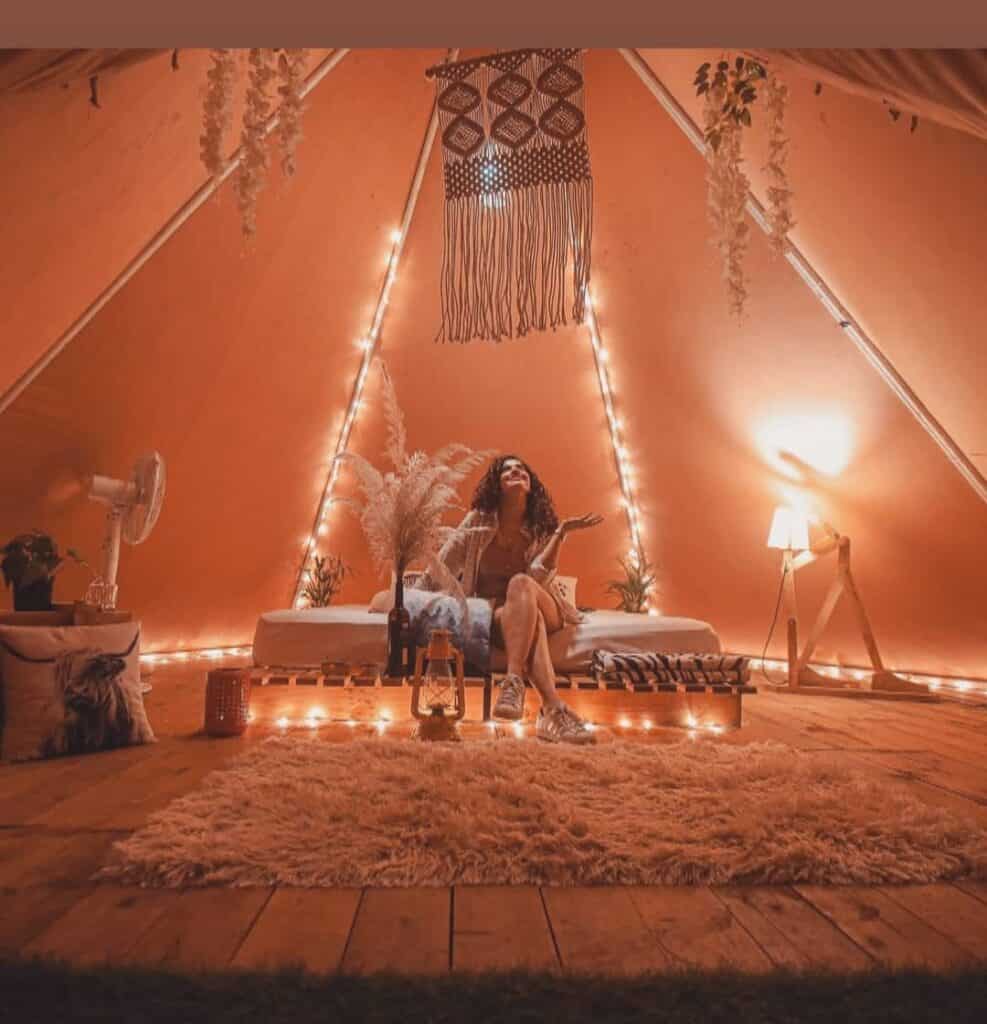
591,651,751,687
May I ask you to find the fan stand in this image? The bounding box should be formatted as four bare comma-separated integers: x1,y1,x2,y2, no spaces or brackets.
770,524,939,702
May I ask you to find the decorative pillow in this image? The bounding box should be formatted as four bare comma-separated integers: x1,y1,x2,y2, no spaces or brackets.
0,622,155,762
591,650,751,686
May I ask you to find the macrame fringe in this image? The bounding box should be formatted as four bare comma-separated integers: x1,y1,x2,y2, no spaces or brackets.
438,177,593,342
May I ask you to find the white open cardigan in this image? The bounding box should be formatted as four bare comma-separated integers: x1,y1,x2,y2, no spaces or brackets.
429,509,585,626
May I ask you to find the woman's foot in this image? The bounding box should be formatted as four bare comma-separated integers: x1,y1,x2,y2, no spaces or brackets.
536,702,596,745
492,674,526,721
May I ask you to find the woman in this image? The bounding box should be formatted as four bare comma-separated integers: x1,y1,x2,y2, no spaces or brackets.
435,454,603,744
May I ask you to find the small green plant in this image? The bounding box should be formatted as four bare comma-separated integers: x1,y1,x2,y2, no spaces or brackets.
606,553,657,614
694,56,767,152
301,553,352,608
1,531,87,591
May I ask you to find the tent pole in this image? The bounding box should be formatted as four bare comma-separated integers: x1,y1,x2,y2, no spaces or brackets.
619,47,987,508
0,48,351,419
290,48,459,607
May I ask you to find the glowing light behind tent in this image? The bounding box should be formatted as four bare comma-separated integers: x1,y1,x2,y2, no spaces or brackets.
754,411,855,480
584,290,657,614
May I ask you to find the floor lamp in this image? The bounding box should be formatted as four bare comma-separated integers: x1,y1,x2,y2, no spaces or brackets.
766,506,936,701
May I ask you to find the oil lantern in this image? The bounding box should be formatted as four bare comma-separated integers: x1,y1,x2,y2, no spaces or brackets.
410,629,466,741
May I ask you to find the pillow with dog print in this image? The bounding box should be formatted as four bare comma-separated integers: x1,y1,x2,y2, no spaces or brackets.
0,622,155,762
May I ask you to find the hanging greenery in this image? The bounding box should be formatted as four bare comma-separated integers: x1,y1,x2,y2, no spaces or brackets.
702,72,752,320
695,57,766,152
694,56,795,316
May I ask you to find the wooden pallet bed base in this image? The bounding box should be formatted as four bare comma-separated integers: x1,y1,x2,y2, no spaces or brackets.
245,671,755,731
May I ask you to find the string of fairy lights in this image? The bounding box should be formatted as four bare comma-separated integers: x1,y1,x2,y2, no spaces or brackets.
290,224,406,610
583,289,657,615
289,48,458,610
137,640,987,703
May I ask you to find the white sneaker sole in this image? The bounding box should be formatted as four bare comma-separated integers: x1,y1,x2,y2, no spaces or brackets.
492,705,524,722
536,729,596,745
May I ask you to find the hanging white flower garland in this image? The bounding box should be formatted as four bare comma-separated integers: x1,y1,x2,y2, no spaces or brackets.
234,49,278,238
198,48,311,237
200,49,237,178
277,49,309,178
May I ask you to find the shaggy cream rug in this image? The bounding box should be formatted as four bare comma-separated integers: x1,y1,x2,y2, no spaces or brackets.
98,736,987,888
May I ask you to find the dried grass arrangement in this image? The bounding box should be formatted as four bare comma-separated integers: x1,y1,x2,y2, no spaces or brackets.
337,362,494,612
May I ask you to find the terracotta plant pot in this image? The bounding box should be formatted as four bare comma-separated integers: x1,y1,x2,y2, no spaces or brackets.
13,577,54,612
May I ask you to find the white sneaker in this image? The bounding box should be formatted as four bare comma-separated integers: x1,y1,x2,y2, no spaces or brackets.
536,702,596,745
492,674,526,721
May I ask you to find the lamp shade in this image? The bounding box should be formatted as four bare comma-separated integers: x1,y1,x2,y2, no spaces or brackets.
767,506,810,551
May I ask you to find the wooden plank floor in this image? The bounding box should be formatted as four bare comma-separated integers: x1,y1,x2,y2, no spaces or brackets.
1,658,986,975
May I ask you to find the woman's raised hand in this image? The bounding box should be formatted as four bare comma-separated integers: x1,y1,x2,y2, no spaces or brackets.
559,513,604,535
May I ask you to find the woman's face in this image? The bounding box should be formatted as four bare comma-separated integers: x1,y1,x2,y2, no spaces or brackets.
499,458,531,497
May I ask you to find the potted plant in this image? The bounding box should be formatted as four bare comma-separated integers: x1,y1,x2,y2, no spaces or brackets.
301,553,352,608
1,531,88,612
606,553,658,614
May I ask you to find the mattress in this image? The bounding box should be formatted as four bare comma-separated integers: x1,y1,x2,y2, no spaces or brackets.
252,605,720,673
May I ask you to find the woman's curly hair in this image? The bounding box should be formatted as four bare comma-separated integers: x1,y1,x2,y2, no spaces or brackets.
471,455,559,538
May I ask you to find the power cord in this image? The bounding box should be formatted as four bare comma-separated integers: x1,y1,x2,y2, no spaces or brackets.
759,561,790,686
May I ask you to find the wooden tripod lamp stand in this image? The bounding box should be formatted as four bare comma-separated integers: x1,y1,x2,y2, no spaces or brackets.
766,506,933,700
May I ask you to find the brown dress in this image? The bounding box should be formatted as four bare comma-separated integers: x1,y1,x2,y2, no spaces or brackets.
474,534,529,610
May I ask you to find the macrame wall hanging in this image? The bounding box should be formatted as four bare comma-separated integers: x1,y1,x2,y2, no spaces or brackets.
426,49,594,342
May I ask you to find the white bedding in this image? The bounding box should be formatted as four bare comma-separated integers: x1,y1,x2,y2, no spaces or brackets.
252,605,720,673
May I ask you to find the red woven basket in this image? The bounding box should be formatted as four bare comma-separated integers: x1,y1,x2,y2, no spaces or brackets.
204,668,251,737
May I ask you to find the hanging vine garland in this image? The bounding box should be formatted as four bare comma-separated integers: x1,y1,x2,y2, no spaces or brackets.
701,68,752,320
694,56,800,316
200,48,238,179
235,48,278,238
276,48,309,178
763,71,795,254
696,57,765,320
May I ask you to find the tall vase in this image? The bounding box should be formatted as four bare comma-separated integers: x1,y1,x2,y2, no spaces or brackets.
386,565,410,679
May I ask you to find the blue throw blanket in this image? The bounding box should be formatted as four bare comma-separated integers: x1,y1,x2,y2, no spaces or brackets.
402,588,493,676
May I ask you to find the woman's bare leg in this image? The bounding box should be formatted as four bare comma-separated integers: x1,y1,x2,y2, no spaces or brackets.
494,575,564,708
525,609,563,709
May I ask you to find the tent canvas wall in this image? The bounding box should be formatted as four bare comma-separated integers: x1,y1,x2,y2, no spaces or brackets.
1,47,985,682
